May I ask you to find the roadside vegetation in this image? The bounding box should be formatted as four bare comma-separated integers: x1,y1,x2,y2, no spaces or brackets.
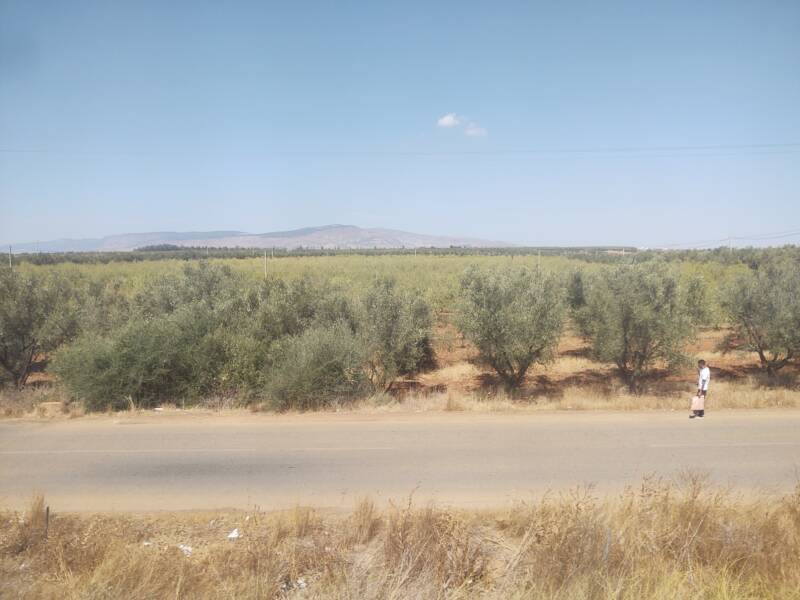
575,263,706,393
457,266,566,391
721,259,800,377
2,474,799,598
1,247,799,414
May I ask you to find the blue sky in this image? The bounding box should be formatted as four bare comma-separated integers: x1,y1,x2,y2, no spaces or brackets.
1,1,799,247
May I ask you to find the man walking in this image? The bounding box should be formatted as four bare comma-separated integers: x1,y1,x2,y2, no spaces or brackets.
691,359,710,419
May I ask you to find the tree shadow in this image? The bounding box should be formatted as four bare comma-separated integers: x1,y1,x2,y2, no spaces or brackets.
711,364,763,381
439,357,798,401
472,371,613,402
709,364,798,389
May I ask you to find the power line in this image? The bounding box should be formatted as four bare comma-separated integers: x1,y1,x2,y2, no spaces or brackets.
654,229,800,249
1,142,800,158
734,230,800,241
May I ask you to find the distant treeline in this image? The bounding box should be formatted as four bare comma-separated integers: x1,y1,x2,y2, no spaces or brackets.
8,244,799,266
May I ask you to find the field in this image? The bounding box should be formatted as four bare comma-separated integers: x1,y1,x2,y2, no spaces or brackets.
4,250,799,416
12,252,746,312
2,251,799,599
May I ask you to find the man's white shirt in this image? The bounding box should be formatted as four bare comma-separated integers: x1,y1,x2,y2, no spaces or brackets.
698,366,710,391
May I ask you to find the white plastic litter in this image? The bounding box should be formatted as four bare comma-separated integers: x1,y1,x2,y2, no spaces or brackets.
142,541,153,547
227,528,240,540
177,544,192,556
281,579,308,592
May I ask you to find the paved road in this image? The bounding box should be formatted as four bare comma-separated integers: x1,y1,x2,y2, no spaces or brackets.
1,410,798,511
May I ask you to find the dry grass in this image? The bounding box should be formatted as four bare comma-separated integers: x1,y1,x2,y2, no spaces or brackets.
353,378,800,413
1,475,799,598
4,377,796,422
538,379,800,411
0,386,77,418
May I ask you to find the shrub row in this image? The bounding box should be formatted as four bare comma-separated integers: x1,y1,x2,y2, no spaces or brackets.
44,264,432,410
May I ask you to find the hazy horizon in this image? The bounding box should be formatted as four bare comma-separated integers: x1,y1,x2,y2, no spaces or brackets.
4,222,800,251
2,1,799,248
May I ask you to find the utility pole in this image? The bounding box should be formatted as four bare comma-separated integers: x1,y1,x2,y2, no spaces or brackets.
263,250,267,279
7,245,11,269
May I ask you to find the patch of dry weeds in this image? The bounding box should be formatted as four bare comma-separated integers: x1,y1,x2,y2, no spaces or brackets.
2,476,799,598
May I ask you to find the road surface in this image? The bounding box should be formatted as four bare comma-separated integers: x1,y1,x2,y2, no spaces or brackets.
1,410,799,511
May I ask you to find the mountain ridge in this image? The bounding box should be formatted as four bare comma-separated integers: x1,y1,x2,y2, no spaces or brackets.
8,225,512,253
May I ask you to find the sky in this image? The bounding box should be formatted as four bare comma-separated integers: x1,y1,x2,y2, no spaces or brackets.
1,0,799,248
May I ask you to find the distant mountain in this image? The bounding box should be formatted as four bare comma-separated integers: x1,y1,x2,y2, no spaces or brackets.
8,225,511,253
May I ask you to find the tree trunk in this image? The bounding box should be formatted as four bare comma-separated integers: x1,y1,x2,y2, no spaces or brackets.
617,362,637,394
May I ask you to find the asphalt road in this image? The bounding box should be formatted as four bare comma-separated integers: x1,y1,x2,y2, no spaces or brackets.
1,410,799,511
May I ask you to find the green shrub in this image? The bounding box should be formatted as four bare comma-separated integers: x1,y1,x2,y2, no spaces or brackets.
566,269,588,312
456,266,566,391
0,269,80,387
217,330,272,397
78,277,132,335
132,262,242,319
359,278,433,391
53,305,225,410
51,335,119,410
266,322,367,410
54,269,368,410
217,275,359,398
579,262,704,393
246,275,357,341
720,260,800,378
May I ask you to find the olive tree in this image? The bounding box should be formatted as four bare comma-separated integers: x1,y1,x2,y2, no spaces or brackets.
0,269,79,387
567,269,588,312
720,260,800,377
579,262,703,393
359,278,433,391
53,304,225,410
219,275,358,396
132,261,242,318
266,322,368,410
456,266,566,391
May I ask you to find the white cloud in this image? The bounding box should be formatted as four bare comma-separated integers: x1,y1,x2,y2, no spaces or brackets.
436,113,488,137
436,113,461,128
465,122,487,137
